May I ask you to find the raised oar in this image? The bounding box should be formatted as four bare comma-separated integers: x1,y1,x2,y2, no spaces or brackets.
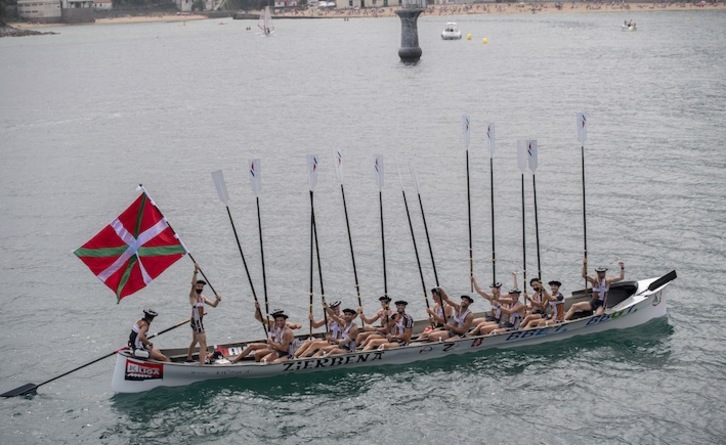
375,155,388,300
212,170,267,338
463,115,473,291
335,150,364,326
486,122,497,285
577,112,590,294
527,140,542,281
307,155,329,334
1,316,193,398
410,163,438,286
249,159,269,321
396,160,432,323
139,185,219,297
517,141,529,293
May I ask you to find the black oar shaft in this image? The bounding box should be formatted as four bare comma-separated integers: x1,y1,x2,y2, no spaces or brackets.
521,174,527,293
416,192,439,287
402,189,431,314
225,206,268,338
309,204,314,337
489,157,496,285
1,316,192,398
581,144,589,292
340,184,364,326
532,175,542,281
310,191,329,333
256,197,269,317
466,150,473,291
379,190,388,298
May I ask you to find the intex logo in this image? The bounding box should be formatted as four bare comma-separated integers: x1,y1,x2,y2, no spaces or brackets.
124,359,164,381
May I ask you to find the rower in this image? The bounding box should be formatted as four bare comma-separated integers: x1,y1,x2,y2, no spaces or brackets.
312,308,360,356
488,289,527,335
470,276,503,325
186,263,221,365
294,301,344,357
362,300,414,350
230,308,295,363
128,309,169,362
419,289,474,342
565,260,625,320
520,278,550,328
355,295,393,345
523,280,566,328
419,287,454,338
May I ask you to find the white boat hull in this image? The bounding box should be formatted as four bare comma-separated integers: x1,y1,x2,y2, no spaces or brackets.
112,274,672,393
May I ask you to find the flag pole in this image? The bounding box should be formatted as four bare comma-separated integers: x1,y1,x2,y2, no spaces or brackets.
463,115,473,291
335,150,364,326
210,173,267,338
396,159,432,325
138,185,219,297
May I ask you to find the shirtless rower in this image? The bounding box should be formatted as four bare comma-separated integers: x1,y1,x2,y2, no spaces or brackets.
565,260,625,320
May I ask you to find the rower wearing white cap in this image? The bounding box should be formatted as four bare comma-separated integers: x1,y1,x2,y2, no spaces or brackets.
565,260,625,320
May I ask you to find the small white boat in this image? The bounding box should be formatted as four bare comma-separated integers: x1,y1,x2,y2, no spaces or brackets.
441,22,462,40
111,271,676,393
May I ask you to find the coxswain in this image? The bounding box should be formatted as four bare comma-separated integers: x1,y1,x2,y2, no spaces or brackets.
186,263,221,365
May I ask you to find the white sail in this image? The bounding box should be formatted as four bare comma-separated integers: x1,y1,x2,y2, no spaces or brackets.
258,6,274,36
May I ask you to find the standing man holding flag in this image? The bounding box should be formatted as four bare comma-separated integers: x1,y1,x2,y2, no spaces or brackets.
186,263,221,364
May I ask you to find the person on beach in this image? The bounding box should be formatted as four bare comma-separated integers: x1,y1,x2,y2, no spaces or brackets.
565,260,625,320
419,289,474,342
362,300,414,350
230,308,295,363
186,264,221,364
128,309,169,362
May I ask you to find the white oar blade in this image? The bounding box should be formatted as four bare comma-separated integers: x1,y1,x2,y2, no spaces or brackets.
334,149,343,184
462,114,471,150
527,140,539,173
212,170,230,204
486,122,495,158
409,162,421,194
517,140,528,174
394,157,404,189
249,159,262,196
306,154,319,191
374,155,384,190
577,112,588,143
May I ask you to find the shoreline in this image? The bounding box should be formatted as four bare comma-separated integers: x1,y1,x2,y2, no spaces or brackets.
8,2,725,29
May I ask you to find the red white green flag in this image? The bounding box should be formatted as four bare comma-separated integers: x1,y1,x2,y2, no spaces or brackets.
74,189,188,302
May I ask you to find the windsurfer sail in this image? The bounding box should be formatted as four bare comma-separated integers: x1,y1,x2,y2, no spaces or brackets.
258,6,274,36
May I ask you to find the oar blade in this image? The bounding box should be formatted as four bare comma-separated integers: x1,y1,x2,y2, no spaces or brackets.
527,140,538,173
462,114,471,150
374,155,384,190
212,170,230,204
306,154,319,191
334,149,343,184
249,159,262,196
648,270,677,292
1,383,38,398
517,140,528,174
409,162,420,194
577,112,588,143
486,122,495,158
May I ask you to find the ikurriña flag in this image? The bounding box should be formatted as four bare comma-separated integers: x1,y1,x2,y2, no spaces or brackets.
74,190,187,302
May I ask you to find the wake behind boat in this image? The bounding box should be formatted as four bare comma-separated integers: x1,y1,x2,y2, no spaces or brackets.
112,272,675,393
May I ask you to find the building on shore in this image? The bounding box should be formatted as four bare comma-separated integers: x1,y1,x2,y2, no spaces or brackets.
93,0,112,10
17,0,62,23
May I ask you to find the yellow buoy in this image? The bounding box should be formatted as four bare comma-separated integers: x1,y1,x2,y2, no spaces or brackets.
467,33,472,40
482,37,489,44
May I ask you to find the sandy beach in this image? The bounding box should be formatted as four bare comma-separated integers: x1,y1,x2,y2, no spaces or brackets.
8,2,726,29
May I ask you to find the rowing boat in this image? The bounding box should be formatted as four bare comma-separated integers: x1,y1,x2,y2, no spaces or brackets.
111,271,675,393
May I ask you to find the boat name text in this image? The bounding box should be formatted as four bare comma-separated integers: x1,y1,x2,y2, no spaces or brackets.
283,351,384,372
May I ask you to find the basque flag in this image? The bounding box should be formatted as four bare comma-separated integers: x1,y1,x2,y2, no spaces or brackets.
74,190,187,302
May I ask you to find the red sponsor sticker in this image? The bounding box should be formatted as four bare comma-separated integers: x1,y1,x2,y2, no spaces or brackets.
124,358,164,381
